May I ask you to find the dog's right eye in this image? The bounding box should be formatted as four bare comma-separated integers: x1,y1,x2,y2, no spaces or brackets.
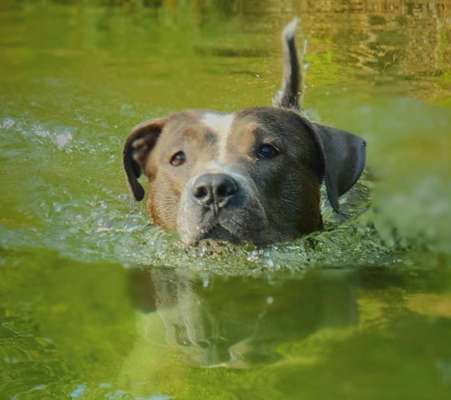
256,143,279,160
170,151,186,166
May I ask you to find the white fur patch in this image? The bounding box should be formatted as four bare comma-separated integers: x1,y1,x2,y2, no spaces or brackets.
201,112,235,162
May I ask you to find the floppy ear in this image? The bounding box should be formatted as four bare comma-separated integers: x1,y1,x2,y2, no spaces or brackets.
305,120,366,213
123,118,166,201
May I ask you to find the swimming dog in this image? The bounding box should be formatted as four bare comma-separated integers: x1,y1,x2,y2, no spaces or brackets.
123,19,366,245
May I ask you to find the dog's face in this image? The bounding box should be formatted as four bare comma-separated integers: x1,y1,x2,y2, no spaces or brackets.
123,107,365,245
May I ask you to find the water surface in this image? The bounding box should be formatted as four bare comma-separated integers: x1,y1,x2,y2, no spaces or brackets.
1,1,450,399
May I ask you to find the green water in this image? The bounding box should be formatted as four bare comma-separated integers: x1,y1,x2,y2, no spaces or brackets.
1,1,450,399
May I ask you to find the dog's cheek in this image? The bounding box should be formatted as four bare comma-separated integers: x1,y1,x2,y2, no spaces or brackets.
147,193,164,228
296,169,323,233
147,178,181,231
268,166,322,235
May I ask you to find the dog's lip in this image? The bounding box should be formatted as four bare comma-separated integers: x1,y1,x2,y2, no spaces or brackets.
194,218,241,244
202,224,240,243
179,203,270,245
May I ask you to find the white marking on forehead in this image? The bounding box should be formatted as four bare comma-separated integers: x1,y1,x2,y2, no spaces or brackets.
200,112,235,162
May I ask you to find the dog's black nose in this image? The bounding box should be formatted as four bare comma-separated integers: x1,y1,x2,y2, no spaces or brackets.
192,173,239,209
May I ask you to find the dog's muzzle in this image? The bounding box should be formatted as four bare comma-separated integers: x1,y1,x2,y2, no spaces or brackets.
177,170,269,245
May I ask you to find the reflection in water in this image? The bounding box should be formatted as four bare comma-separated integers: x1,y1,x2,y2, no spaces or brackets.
2,252,451,399
119,266,451,399
122,268,358,383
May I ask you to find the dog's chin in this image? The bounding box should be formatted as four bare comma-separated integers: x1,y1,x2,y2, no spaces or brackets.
177,203,270,246
182,223,242,246
200,224,242,244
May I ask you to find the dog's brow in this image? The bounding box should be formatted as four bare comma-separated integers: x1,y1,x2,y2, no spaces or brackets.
246,122,261,136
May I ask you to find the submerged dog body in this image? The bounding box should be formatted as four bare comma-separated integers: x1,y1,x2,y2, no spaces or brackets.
123,19,366,245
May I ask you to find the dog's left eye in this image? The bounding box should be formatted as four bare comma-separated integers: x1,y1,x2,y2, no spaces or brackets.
256,143,279,160
170,151,186,166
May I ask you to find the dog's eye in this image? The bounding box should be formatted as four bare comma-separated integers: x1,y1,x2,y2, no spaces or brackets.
170,151,186,166
256,143,279,160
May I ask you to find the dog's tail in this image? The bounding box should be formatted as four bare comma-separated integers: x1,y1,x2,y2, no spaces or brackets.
272,18,304,110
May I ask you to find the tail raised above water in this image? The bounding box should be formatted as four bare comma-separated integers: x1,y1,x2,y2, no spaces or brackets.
272,18,303,111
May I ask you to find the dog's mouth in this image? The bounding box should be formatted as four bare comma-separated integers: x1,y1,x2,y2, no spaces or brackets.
178,194,270,246
197,223,241,245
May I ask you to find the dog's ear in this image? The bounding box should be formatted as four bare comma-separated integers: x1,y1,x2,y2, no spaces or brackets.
123,118,166,201
306,121,366,213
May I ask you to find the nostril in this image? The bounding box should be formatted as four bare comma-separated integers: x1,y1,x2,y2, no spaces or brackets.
216,183,228,198
194,185,208,200
215,179,238,200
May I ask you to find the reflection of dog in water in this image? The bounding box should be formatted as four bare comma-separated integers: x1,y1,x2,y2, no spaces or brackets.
120,266,359,393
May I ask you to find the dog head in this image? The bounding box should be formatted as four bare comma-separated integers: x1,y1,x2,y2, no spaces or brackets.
122,19,366,245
